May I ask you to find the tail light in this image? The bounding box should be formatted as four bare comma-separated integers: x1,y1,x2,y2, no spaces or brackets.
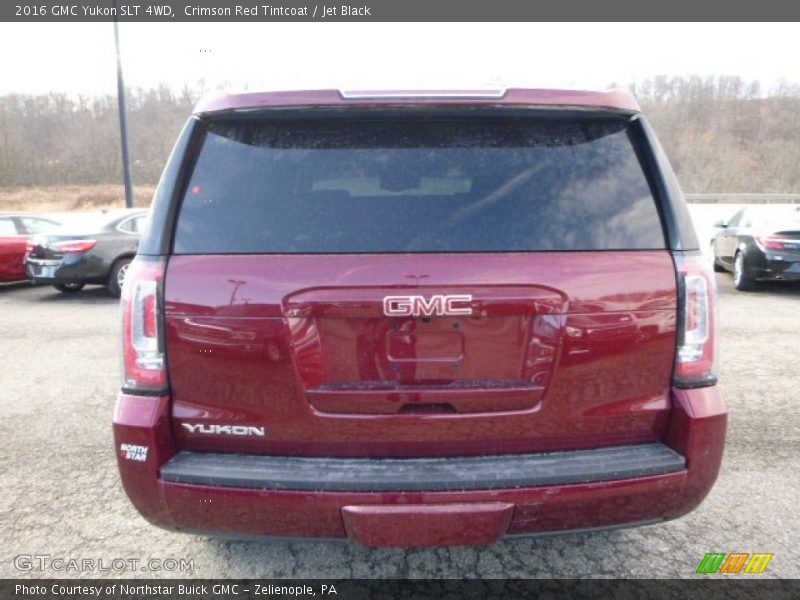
56,239,97,253
755,236,786,251
25,239,35,254
673,252,717,387
121,257,167,393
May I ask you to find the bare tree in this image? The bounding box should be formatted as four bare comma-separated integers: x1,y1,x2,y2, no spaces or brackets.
0,77,799,194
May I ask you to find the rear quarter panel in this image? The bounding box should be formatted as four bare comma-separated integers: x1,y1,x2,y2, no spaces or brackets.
0,235,28,281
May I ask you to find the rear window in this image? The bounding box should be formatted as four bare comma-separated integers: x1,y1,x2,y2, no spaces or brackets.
118,214,148,234
56,212,141,235
173,116,665,253
751,206,800,228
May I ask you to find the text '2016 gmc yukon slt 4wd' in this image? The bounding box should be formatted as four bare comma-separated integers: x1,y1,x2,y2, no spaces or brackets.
113,88,725,547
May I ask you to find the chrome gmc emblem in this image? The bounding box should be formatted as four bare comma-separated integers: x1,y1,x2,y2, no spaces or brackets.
382,294,473,317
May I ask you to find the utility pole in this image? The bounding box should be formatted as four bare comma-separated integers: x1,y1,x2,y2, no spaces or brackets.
113,4,134,209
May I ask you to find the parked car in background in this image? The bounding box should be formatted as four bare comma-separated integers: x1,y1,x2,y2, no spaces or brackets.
26,209,148,296
711,205,800,290
0,213,61,282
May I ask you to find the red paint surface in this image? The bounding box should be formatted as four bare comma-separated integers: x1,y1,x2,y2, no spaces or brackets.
164,251,677,457
0,235,29,281
114,247,728,545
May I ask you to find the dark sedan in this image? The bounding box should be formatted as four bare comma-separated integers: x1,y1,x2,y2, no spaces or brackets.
26,209,148,296
711,205,800,290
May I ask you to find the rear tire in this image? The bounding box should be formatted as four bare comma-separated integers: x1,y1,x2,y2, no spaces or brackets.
54,282,85,293
711,241,725,272
733,251,756,291
107,257,132,297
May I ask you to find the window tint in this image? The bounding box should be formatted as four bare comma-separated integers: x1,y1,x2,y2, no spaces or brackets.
752,206,800,228
58,212,131,235
0,218,18,236
133,215,149,233
118,215,147,233
19,217,57,235
727,210,744,228
174,117,665,253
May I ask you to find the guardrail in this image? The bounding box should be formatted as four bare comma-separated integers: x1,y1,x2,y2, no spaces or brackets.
685,194,800,204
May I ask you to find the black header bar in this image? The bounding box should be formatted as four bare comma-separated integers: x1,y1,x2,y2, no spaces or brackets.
3,579,800,600
3,0,800,22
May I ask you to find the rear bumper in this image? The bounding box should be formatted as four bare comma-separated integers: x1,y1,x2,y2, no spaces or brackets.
26,254,108,284
160,443,686,491
745,250,800,281
113,386,726,547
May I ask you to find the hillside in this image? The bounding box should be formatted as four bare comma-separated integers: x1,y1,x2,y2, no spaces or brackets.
1,76,799,211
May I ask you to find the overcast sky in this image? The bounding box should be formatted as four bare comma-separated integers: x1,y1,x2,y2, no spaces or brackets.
0,22,798,96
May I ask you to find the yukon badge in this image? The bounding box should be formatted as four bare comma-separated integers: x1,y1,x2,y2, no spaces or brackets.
383,294,473,317
182,423,266,437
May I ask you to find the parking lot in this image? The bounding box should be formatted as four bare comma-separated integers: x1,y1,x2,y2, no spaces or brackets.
1,272,798,579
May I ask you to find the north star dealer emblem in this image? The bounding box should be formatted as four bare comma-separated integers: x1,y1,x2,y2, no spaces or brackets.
181,423,266,437
119,443,148,462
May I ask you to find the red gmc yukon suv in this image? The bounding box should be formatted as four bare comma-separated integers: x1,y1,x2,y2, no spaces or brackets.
113,88,726,547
